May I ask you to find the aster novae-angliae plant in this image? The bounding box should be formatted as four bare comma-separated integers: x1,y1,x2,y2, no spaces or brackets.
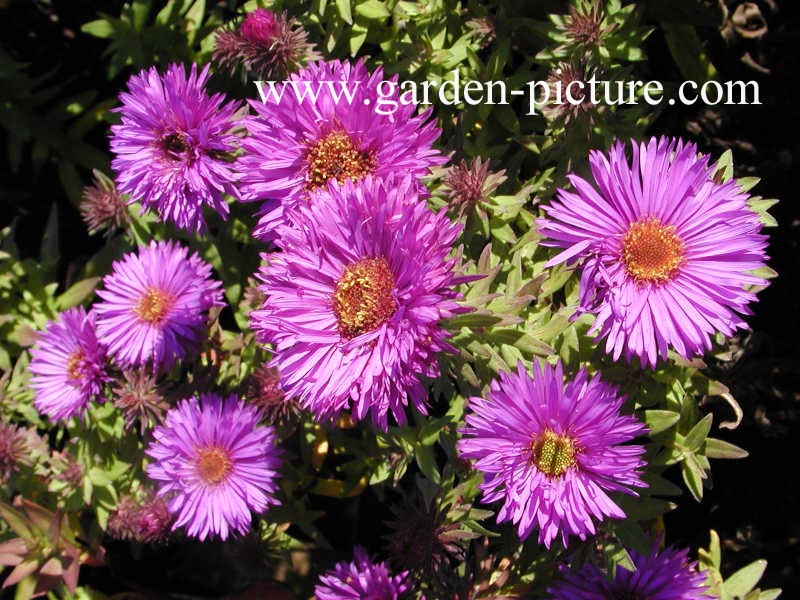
250,175,470,430
94,240,223,370
145,393,282,541
538,136,769,368
236,58,446,240
315,546,410,600
547,543,711,599
110,63,241,233
213,8,320,79
0,421,29,482
29,306,108,422
458,359,647,548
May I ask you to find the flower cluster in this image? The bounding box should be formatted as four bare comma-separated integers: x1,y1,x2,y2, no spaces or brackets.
16,8,772,592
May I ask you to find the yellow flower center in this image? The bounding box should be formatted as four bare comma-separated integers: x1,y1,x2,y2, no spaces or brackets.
196,447,232,485
65,350,84,383
134,288,174,324
305,130,376,191
621,218,685,284
332,257,397,339
530,430,577,477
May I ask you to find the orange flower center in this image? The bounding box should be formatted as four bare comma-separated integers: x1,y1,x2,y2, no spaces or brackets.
196,447,232,485
305,131,376,191
332,257,397,339
621,218,684,284
65,350,84,383
134,288,174,324
530,430,577,478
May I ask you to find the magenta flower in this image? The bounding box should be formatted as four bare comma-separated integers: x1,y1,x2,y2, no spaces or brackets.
29,307,108,422
538,137,769,368
110,63,241,233
94,240,223,370
315,546,410,600
548,543,710,599
457,360,646,549
213,8,320,79
236,58,446,240
145,393,281,541
250,176,470,430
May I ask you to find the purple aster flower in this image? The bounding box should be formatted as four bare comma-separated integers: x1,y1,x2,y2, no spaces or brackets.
538,137,769,368
145,393,282,541
236,58,446,240
29,307,108,422
250,175,470,430
315,546,410,600
457,360,646,549
94,240,223,370
548,543,710,599
110,63,241,233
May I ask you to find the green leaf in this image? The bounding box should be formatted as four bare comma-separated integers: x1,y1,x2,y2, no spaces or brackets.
662,23,718,83
681,454,705,501
56,277,99,310
355,0,390,19
724,560,767,597
336,0,353,24
684,413,713,452
704,437,748,460
349,22,368,55
81,19,115,38
644,410,680,435
414,444,440,484
0,501,33,539
184,0,205,45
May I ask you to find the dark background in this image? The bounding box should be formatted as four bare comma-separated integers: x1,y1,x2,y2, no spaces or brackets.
1,0,798,596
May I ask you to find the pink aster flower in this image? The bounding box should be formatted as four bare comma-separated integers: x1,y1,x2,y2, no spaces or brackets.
548,542,710,599
94,240,223,370
236,58,446,240
315,546,410,600
457,360,646,549
250,175,470,430
29,307,108,422
145,393,282,541
538,137,769,368
110,63,241,233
